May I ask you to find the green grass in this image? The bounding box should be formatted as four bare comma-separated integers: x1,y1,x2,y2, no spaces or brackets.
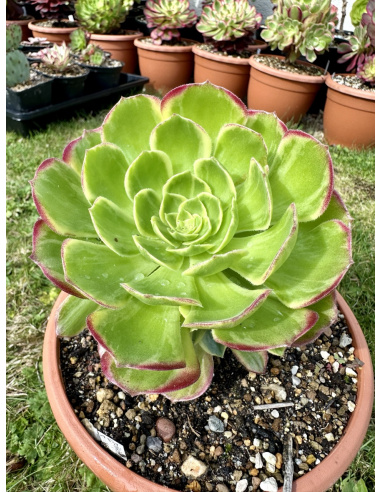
6,107,375,492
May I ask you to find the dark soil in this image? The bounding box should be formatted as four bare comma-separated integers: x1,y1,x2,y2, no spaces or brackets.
60,311,359,491
32,62,88,78
32,20,78,28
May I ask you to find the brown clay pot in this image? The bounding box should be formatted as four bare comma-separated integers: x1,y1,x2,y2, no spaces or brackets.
323,73,375,149
43,291,373,492
6,16,35,41
28,20,77,45
247,54,327,123
192,45,251,100
134,37,197,94
247,39,269,53
90,32,143,74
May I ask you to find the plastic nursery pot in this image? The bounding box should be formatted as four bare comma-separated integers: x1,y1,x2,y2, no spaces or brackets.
323,73,375,149
35,68,90,103
6,16,35,41
6,75,53,112
192,45,251,100
28,20,77,45
89,32,144,74
43,291,374,492
247,54,327,124
76,61,125,92
134,37,197,94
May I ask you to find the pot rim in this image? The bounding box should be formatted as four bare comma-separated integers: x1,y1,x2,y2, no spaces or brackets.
325,73,375,101
28,19,77,33
192,44,251,66
43,291,374,492
90,31,144,42
249,54,327,83
134,37,198,53
6,16,35,25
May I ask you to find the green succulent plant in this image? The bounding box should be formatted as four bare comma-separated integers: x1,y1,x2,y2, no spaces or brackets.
196,0,262,53
143,0,197,45
79,43,107,65
261,0,338,63
40,42,71,73
75,0,134,34
70,29,89,53
6,24,30,88
31,82,352,401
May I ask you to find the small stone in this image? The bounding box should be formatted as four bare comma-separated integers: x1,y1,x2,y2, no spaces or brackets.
252,477,261,491
324,433,335,442
233,470,243,481
255,452,263,469
291,365,299,375
262,452,276,466
275,453,283,469
332,361,340,373
250,468,259,476
270,409,279,418
292,375,301,386
117,391,125,400
215,446,223,457
339,333,352,348
186,480,202,492
295,435,303,445
236,479,248,492
96,388,114,403
348,401,356,412
97,399,117,417
181,456,207,479
320,350,330,360
208,415,224,432
224,431,232,438
346,368,357,378
216,485,229,492
221,411,229,420
260,477,278,491
126,409,136,420
146,436,162,453
170,449,181,463
306,454,316,465
156,417,176,442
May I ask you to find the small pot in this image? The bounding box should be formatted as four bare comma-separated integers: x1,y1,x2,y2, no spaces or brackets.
35,66,89,103
43,291,373,492
323,73,375,149
28,19,78,45
89,31,144,74
134,37,197,94
75,60,125,92
6,16,35,41
6,73,53,112
247,54,327,123
192,45,251,100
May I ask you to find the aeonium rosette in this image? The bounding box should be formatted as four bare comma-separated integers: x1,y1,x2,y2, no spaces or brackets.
31,82,352,401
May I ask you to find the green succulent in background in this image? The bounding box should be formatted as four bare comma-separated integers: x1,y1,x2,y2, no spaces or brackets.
75,0,134,34
350,0,368,27
6,24,30,88
261,0,339,63
31,82,352,401
69,29,89,53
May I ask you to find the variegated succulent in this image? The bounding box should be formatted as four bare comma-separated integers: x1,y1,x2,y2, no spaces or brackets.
79,43,107,65
261,0,338,63
337,0,375,85
196,0,262,53
143,0,197,45
40,42,71,72
75,0,134,34
31,82,352,401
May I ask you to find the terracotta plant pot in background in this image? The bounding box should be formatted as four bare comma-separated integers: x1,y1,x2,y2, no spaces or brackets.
247,54,327,123
43,291,374,492
90,32,143,74
323,73,375,149
192,45,251,100
134,37,196,94
6,16,35,41
28,20,77,44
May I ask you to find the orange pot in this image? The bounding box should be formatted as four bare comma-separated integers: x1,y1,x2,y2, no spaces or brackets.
192,45,250,100
247,54,327,123
323,73,375,149
134,37,197,94
43,291,373,492
90,32,143,74
28,20,77,45
7,17,34,41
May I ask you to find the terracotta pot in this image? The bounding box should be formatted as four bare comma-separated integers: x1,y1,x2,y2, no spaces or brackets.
323,73,375,149
247,54,327,123
90,32,143,74
6,16,35,41
247,39,269,53
43,291,373,492
192,45,251,100
28,20,77,45
134,37,196,94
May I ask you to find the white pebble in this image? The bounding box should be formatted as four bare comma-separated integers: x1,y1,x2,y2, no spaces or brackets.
236,479,248,492
181,456,207,479
292,375,301,386
291,365,299,375
271,409,279,418
213,406,222,413
320,350,330,360
260,477,278,492
325,433,335,442
253,438,262,448
255,452,263,469
348,401,356,412
332,361,340,373
262,452,277,466
339,333,353,348
346,368,357,378
117,392,125,400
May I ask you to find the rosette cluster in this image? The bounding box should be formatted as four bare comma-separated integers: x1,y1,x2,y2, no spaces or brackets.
75,0,134,34
31,82,352,401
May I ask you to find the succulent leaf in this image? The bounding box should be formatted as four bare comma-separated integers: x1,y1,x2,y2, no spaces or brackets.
32,82,352,401
75,0,134,34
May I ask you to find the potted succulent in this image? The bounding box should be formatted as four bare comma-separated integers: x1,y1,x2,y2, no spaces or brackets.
70,28,125,91
74,0,143,73
31,81,373,491
6,0,35,41
323,0,375,149
6,23,53,111
193,0,263,99
28,0,78,44
32,41,89,102
247,0,338,123
134,0,198,93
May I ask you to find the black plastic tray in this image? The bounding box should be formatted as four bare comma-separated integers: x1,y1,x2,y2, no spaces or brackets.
6,73,149,136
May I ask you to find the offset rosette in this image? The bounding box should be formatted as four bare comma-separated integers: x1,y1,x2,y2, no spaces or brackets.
31,82,352,401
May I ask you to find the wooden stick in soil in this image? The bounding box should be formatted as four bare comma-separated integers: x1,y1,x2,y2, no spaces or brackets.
283,434,294,492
